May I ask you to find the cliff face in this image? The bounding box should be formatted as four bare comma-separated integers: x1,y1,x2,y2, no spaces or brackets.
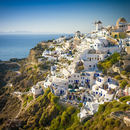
28,49,38,64
0,62,20,88
27,42,49,64
0,42,52,128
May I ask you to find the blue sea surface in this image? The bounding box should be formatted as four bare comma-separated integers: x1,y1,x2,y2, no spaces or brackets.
0,34,72,61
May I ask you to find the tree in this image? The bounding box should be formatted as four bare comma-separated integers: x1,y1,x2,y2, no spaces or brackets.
120,80,128,89
114,75,121,80
78,103,83,108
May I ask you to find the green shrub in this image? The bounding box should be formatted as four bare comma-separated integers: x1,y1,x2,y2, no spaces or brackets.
78,103,83,108
98,104,106,113
51,95,59,104
114,75,122,80
121,70,127,75
66,106,75,115
60,111,69,127
115,119,120,127
50,116,61,130
97,53,120,72
120,80,128,89
28,95,33,102
127,84,130,87
119,96,130,103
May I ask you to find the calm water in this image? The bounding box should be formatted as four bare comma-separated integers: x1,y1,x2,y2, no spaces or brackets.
0,34,71,61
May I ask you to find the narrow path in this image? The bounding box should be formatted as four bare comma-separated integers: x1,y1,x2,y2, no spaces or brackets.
11,92,34,119
24,98,36,112
11,93,24,119
15,95,23,118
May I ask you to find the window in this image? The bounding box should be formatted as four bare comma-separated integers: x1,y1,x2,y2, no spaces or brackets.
98,79,101,82
81,77,84,79
86,73,90,76
94,73,99,77
108,78,111,82
82,73,85,76
114,34,117,38
81,81,84,83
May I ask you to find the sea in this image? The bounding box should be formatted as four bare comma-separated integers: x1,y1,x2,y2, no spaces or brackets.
0,34,72,61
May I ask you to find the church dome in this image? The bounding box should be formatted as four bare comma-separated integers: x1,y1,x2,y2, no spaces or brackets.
116,17,127,27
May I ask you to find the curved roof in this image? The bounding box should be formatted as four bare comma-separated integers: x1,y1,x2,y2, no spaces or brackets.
116,17,127,27
76,31,81,33
95,20,102,24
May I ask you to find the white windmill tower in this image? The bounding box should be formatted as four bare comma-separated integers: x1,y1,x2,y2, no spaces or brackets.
95,20,102,31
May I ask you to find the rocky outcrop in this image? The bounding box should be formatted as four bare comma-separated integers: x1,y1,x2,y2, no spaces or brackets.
124,116,130,127
27,42,50,64
28,49,38,64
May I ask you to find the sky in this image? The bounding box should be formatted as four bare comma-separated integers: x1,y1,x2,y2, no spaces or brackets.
0,0,130,34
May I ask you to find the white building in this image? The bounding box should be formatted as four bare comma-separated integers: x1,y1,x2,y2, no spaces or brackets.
85,102,99,115
43,75,54,88
51,65,57,76
81,92,93,102
90,37,121,54
95,21,103,31
63,40,70,49
68,71,100,88
54,36,66,43
91,37,109,50
96,28,109,37
60,68,70,78
31,85,43,96
91,76,118,102
51,77,68,89
75,31,81,39
78,108,89,121
54,87,67,96
80,49,107,70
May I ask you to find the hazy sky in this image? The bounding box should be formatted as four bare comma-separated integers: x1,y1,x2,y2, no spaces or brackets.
0,0,130,34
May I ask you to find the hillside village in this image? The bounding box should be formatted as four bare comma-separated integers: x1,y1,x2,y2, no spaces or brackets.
12,18,130,124
27,18,130,122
